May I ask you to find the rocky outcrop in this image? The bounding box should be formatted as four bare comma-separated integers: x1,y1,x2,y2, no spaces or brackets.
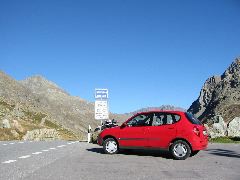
207,116,227,138
23,128,60,141
227,117,240,137
188,76,221,119
188,58,240,123
205,116,240,138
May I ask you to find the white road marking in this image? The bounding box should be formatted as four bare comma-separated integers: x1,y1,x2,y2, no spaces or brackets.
2,160,17,164
32,152,42,155
18,155,31,159
57,145,66,148
2,142,71,164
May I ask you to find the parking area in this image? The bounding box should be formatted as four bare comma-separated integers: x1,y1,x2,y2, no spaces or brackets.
81,143,240,180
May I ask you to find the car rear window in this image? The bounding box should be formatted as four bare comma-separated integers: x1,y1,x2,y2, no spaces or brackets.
185,112,202,125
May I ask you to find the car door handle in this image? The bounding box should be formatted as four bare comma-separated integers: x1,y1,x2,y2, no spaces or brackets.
168,127,174,129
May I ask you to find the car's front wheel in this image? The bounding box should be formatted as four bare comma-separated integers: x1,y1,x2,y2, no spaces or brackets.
170,140,191,160
103,138,119,154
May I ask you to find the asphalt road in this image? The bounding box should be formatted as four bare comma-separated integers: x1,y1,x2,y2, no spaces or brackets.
1,141,240,180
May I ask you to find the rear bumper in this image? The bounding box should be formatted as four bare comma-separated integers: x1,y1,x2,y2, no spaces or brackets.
191,138,208,151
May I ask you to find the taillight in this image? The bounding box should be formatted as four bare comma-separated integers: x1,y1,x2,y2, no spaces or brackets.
193,126,200,136
203,128,208,136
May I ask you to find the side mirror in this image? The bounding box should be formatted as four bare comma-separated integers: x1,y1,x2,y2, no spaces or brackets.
120,122,127,129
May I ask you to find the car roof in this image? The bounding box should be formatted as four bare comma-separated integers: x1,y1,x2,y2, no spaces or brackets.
135,110,185,115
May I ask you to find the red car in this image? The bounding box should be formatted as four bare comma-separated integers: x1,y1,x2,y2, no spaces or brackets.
98,111,208,160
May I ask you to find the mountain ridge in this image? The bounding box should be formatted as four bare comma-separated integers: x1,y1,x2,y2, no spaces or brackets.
125,105,186,116
188,58,240,123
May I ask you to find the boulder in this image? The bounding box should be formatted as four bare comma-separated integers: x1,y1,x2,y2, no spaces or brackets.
2,119,11,128
208,116,227,138
227,117,240,137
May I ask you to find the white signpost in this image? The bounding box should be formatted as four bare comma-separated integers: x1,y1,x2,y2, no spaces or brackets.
95,100,109,120
94,88,109,120
87,88,109,143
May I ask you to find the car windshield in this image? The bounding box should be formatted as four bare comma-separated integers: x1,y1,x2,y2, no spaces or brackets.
185,112,202,125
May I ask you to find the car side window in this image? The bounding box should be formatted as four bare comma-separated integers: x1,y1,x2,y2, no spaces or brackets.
152,114,164,126
127,114,152,127
152,113,181,126
166,114,173,124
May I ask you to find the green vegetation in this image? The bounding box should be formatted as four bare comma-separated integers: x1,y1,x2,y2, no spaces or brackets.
0,99,14,110
45,120,78,140
23,110,46,124
0,99,14,118
45,119,60,129
58,128,78,140
210,137,240,143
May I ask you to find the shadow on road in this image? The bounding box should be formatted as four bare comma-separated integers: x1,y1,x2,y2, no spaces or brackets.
86,148,173,159
86,148,104,154
206,148,240,158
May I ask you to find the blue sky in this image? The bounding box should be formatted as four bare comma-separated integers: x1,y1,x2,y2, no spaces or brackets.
1,0,240,113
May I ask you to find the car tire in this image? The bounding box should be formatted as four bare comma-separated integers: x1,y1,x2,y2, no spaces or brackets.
170,140,191,160
103,138,119,154
191,150,200,157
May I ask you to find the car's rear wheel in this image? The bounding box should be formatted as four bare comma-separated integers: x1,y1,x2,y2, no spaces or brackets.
170,140,191,160
103,138,119,154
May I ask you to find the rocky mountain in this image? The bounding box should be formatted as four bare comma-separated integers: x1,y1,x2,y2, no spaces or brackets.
0,72,83,140
188,58,240,123
20,75,98,136
0,71,38,108
0,71,130,140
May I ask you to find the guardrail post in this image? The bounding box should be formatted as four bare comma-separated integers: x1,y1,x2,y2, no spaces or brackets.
87,125,92,143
